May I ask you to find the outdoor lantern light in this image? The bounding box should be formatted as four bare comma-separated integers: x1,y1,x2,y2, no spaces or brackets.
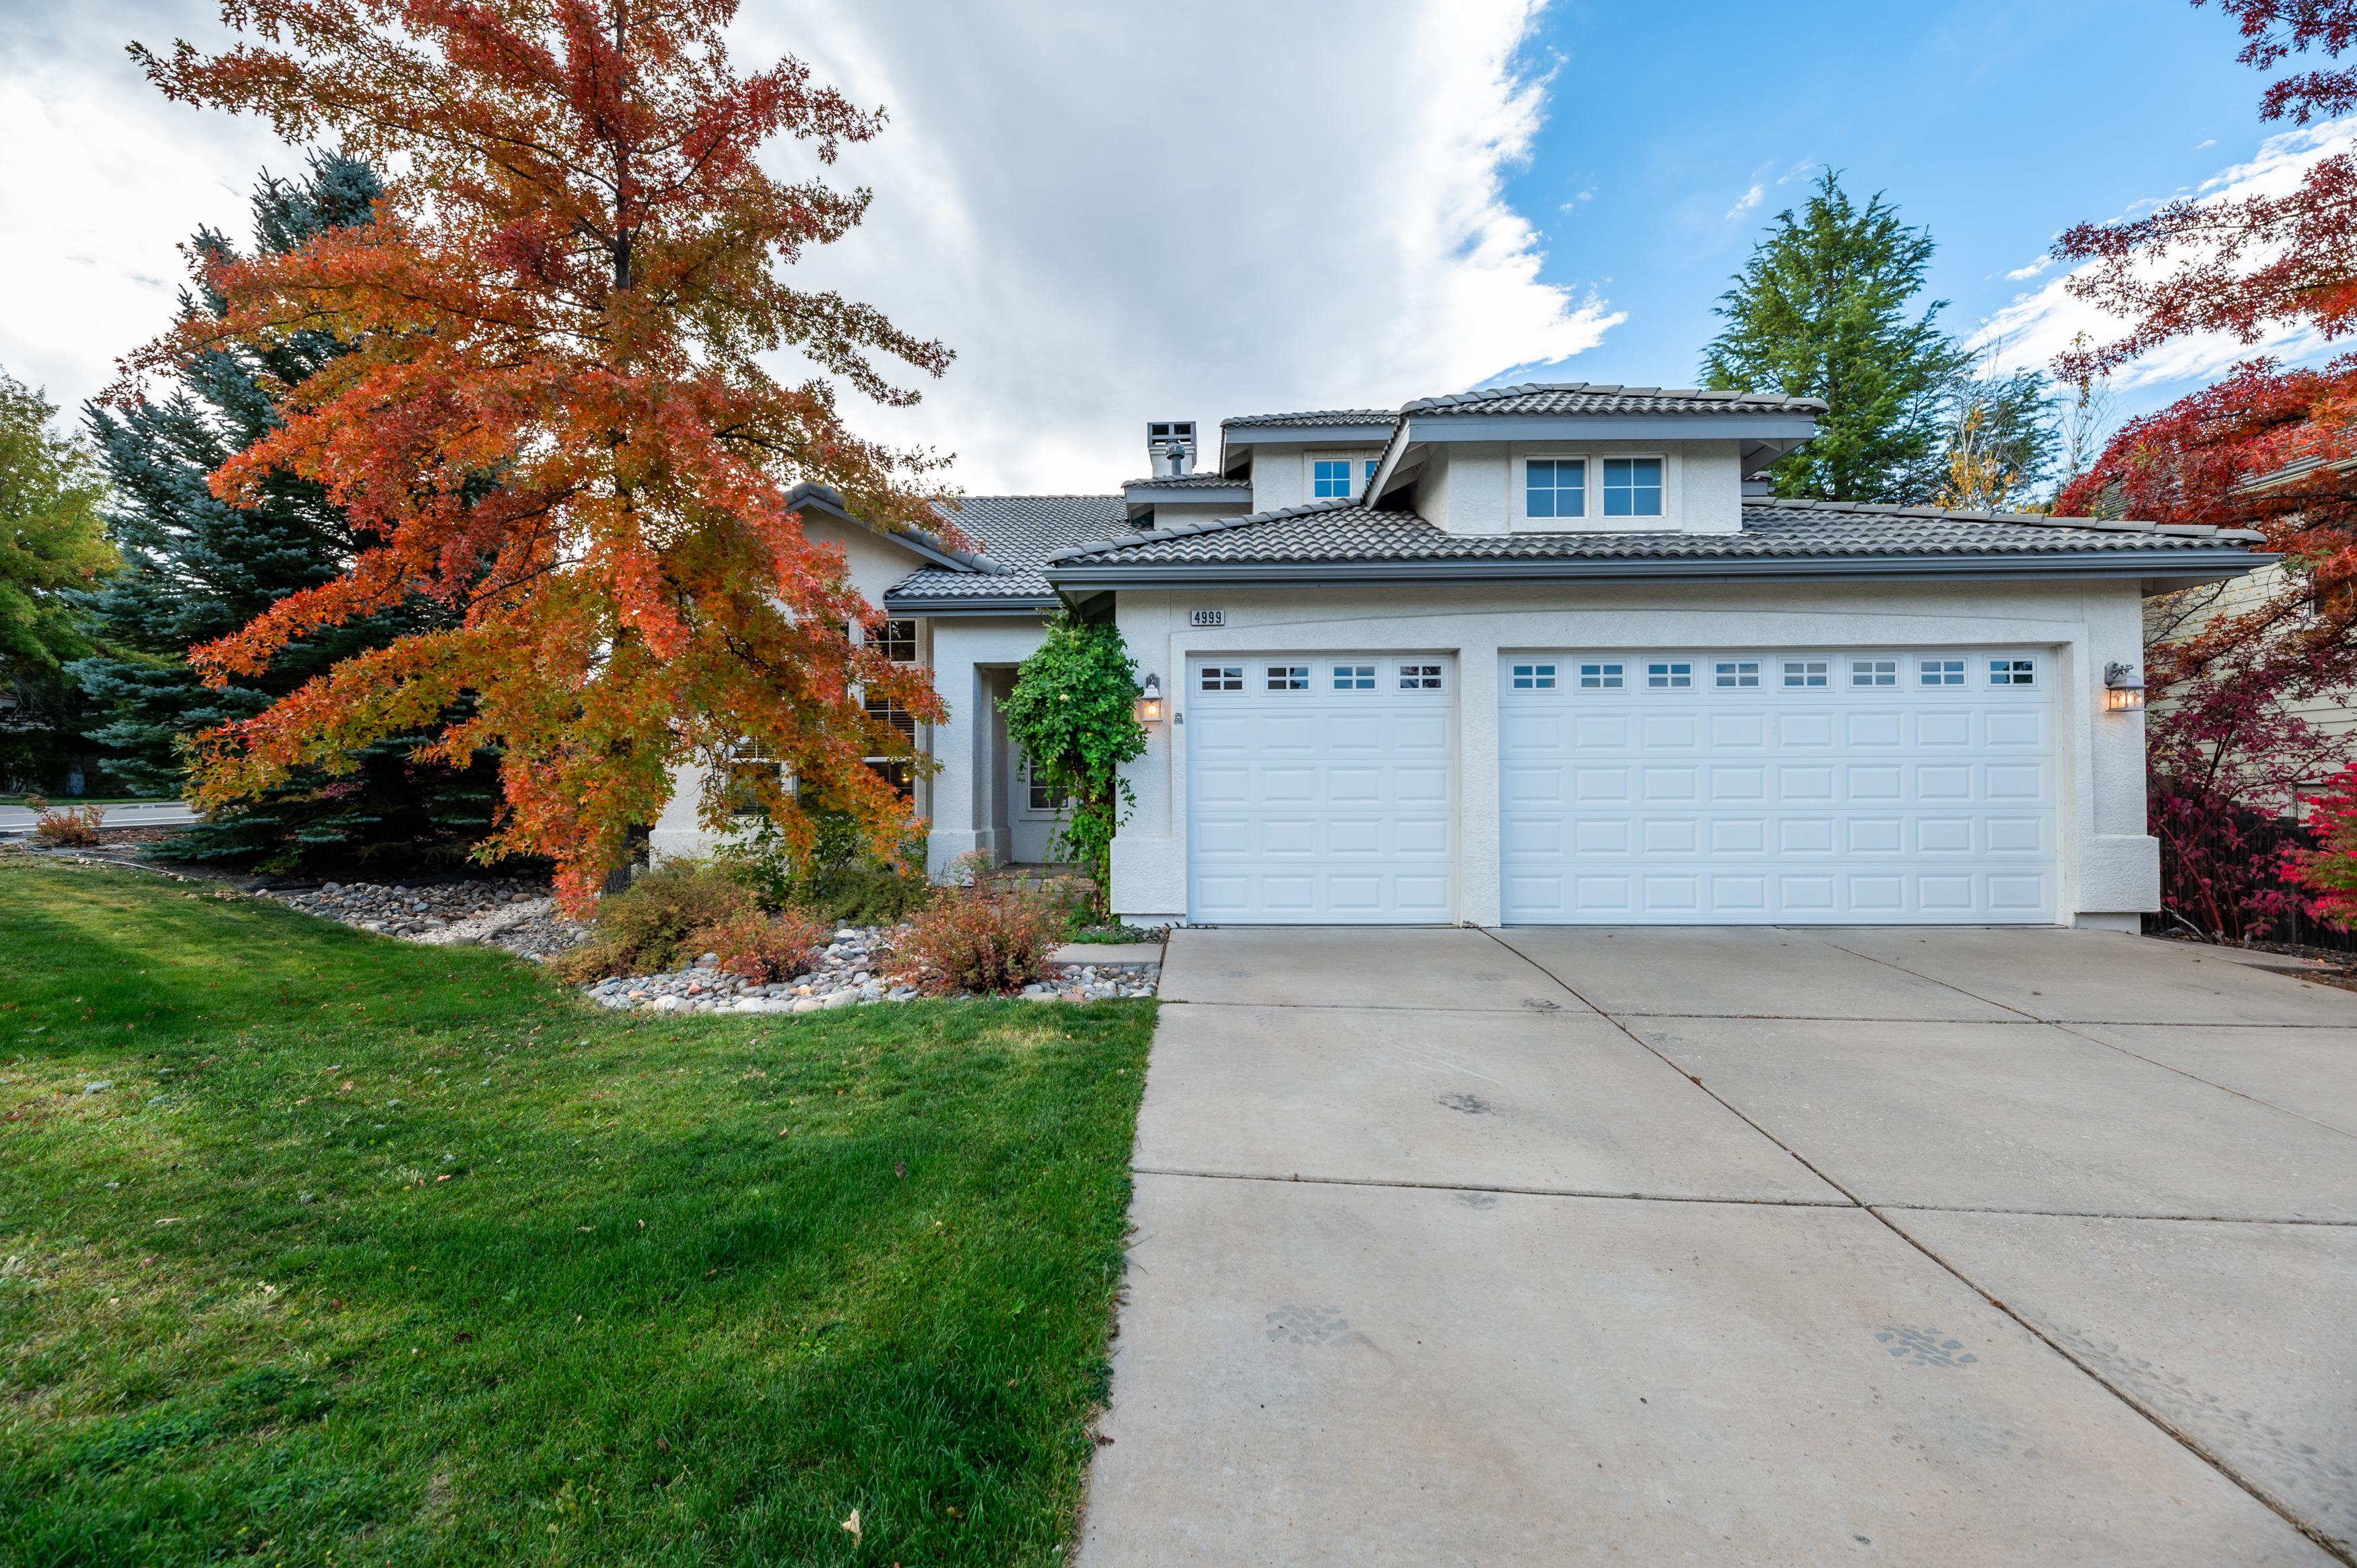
2104,660,2146,712
1136,673,1164,725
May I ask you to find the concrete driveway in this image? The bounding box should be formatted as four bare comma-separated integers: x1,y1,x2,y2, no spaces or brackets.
1077,926,2357,1566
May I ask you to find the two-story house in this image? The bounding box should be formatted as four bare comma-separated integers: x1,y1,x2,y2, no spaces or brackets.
652,383,2269,930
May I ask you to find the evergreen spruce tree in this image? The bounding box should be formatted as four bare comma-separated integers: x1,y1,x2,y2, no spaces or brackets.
1702,171,1970,504
71,152,499,870
0,372,116,794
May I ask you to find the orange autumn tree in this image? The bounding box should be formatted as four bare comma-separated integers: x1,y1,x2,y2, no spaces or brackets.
120,0,956,909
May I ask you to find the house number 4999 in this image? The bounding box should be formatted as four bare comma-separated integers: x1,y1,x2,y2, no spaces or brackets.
1190,609,1224,627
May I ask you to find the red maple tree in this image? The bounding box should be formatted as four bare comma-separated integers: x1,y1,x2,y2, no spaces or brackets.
2054,1,2357,380
119,0,956,908
2045,2,2357,933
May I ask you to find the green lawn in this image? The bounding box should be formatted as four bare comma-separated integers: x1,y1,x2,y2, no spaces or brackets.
0,857,1155,1566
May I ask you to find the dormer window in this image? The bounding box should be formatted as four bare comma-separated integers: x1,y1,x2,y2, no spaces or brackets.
1313,457,1380,499
1527,458,1585,518
1603,458,1663,516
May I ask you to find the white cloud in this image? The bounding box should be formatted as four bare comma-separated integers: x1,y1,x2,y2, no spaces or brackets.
0,3,294,417
727,0,1618,491
0,1,1621,494
2195,137,2216,150
1971,117,2357,388
1725,184,1766,221
2003,254,2055,281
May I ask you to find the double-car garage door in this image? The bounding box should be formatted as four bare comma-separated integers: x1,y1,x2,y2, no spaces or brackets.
1187,650,2056,925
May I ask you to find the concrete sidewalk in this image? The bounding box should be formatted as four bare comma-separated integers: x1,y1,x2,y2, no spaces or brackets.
1078,926,2357,1566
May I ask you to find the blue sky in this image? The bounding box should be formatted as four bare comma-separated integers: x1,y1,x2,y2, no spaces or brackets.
1,0,2344,493
1496,0,2323,413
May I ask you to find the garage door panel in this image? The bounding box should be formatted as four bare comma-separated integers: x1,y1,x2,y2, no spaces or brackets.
1917,765,1972,801
1849,712,1903,747
1712,818,1766,853
1575,715,1629,749
1188,655,1458,924
1917,712,1972,747
1575,819,1630,853
1643,714,1698,748
1502,652,2055,925
1780,712,1836,747
1710,765,1766,801
1710,713,1766,748
1575,766,1630,801
1988,710,2045,747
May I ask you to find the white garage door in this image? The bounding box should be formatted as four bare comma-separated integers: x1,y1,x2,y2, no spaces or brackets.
1500,650,2055,924
1189,655,1456,923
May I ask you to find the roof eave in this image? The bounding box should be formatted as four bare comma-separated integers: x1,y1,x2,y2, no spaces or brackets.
1044,547,2275,590
1403,413,1821,444
881,592,1060,615
1220,423,1398,446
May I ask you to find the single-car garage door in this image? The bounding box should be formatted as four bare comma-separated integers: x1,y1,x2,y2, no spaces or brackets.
1500,650,2055,924
1189,655,1455,923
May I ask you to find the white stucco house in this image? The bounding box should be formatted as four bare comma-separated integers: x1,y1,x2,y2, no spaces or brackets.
653,382,2270,931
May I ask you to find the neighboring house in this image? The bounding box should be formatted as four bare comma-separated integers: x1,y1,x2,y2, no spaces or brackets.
654,382,2269,930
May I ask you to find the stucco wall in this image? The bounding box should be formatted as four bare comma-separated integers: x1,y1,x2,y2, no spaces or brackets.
923,615,1057,875
648,514,943,863
1108,577,2158,927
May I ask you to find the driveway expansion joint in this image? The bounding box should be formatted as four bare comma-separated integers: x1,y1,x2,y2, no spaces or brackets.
1128,1165,1859,1207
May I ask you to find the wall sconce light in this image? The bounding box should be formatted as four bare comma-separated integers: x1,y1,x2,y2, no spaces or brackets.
1135,673,1164,725
2104,661,2146,712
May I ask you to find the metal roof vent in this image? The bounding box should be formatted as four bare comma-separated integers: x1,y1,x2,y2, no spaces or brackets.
1148,420,1196,477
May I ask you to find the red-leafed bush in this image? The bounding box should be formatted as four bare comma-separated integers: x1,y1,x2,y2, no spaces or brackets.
894,889,1061,996
692,907,831,984
30,801,106,847
2284,763,2357,930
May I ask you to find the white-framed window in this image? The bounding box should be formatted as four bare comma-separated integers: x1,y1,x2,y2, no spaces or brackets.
1851,658,1898,688
1526,458,1586,518
1510,662,1557,689
1715,660,1761,688
1602,457,1663,517
1579,661,1626,690
1200,666,1242,692
1311,456,1380,499
1783,659,1829,688
1333,663,1376,691
1919,658,1966,687
1266,664,1310,691
1646,660,1693,689
1018,753,1067,813
1399,662,1445,691
1990,657,2037,686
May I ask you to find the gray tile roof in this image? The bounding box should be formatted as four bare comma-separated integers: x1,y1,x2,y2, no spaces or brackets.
1221,407,1399,430
1040,496,2265,572
1402,382,1828,417
884,494,1129,606
1121,472,1255,489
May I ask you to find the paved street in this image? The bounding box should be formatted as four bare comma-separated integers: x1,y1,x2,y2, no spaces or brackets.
0,800,197,837
1079,926,2357,1566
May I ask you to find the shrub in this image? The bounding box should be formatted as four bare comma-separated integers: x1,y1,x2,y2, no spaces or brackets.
894,888,1061,996
552,858,753,980
715,809,934,926
690,906,830,984
31,802,106,847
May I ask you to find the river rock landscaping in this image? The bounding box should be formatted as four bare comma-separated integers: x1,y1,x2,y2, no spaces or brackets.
581,922,1161,1013
260,876,593,959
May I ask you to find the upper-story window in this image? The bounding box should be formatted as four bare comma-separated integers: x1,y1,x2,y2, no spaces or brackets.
1527,458,1586,518
1313,457,1380,499
863,619,917,662
1602,458,1663,517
